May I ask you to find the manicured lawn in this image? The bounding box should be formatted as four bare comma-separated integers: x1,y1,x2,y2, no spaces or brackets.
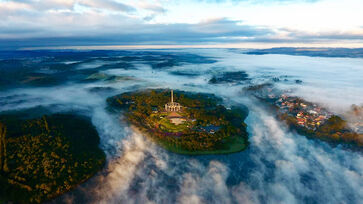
159,118,190,133
150,112,194,133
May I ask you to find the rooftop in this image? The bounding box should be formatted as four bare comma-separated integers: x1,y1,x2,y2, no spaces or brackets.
167,112,183,119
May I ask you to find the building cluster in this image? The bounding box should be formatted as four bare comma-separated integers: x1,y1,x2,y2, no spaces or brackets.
275,94,332,130
199,125,221,134
348,105,363,133
352,122,363,134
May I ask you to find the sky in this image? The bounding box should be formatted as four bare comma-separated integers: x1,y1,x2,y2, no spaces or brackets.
1,0,363,49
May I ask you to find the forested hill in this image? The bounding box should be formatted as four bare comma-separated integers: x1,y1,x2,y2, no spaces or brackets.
107,89,249,155
0,113,106,203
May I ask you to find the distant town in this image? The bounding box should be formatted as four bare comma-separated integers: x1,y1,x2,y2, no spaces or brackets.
247,83,363,147
274,94,333,130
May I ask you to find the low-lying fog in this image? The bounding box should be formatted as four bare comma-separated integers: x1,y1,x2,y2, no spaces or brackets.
0,49,362,204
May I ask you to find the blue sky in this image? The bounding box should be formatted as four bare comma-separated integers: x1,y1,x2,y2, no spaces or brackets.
1,0,363,49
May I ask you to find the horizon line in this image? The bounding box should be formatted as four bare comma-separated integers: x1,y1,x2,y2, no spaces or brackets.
17,43,363,51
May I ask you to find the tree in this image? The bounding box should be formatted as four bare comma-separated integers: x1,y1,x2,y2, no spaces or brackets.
0,123,3,172
0,122,8,173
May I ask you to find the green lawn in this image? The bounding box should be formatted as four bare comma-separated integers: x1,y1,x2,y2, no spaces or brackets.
159,118,191,133
150,112,194,133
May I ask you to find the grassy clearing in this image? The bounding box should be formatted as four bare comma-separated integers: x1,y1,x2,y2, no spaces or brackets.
159,118,191,133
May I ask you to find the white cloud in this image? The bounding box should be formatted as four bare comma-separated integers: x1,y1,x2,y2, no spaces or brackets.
1,0,363,47
78,0,135,12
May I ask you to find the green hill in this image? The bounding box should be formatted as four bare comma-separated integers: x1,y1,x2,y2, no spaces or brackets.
107,89,249,155
0,113,106,203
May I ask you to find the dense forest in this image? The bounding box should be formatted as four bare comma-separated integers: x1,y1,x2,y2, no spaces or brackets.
0,113,106,203
107,89,249,154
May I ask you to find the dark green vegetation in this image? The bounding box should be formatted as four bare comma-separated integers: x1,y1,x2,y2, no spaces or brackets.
281,114,363,146
0,50,216,90
107,89,249,155
82,73,136,83
169,71,201,77
88,86,116,93
149,54,217,69
209,71,249,84
245,83,273,92
0,56,134,89
0,113,106,203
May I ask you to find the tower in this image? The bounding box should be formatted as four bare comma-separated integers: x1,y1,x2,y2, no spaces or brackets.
165,89,182,112
171,90,174,103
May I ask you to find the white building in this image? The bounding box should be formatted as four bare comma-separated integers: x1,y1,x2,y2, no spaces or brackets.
165,90,182,112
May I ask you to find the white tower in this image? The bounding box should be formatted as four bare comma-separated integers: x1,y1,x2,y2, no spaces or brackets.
171,89,174,103
165,89,181,112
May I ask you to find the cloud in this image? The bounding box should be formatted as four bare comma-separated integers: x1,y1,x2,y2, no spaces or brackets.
2,18,363,49
0,0,136,13
293,32,363,41
196,0,320,4
78,0,136,12
0,0,362,49
269,28,363,43
0,17,275,49
4,0,76,11
137,1,167,13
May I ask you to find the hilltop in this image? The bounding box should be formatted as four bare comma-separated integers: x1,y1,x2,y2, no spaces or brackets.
107,89,249,155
